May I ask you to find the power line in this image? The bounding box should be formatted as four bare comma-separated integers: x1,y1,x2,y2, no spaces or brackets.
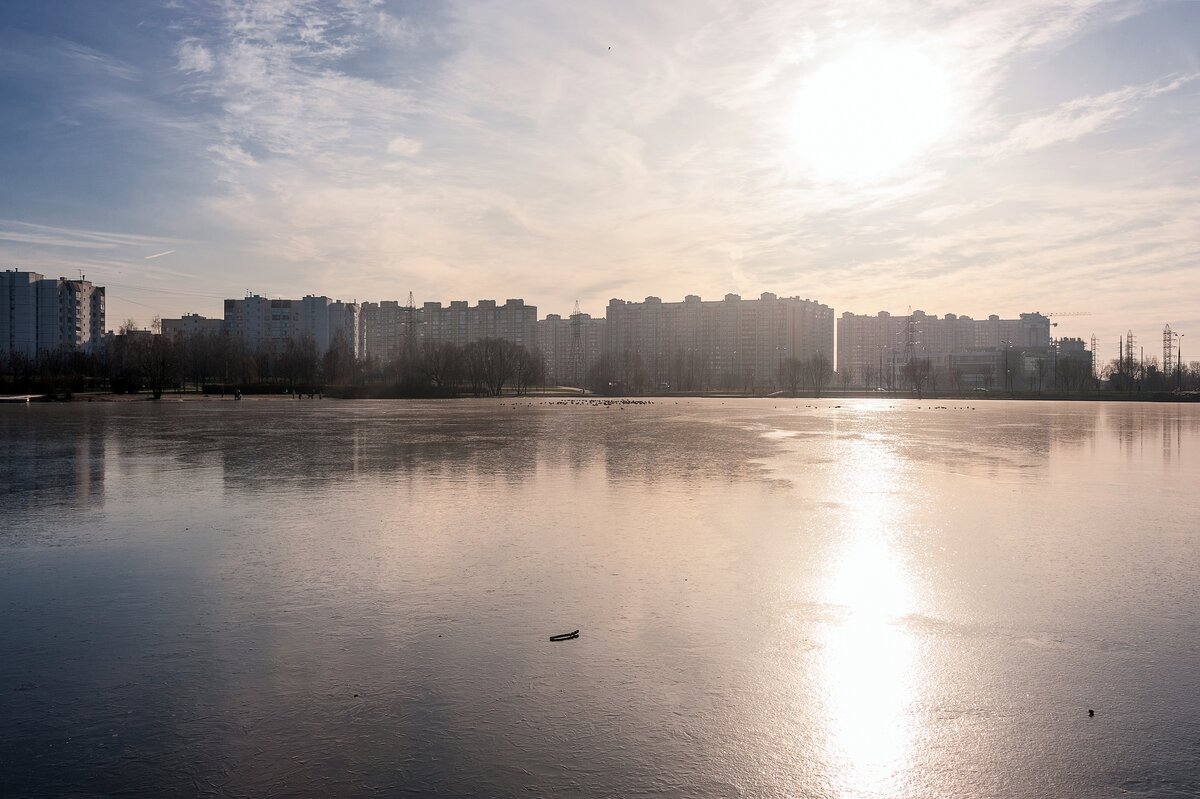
98,281,228,300
105,293,161,311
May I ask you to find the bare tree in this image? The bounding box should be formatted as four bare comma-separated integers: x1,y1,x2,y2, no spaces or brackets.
861,364,878,390
283,335,318,392
138,334,180,400
806,352,832,397
902,358,933,398
621,348,647,394
514,345,545,395
418,340,461,390
321,329,355,386
586,352,619,394
779,357,803,396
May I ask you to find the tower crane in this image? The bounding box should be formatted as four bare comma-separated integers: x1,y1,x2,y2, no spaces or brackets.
1041,311,1092,330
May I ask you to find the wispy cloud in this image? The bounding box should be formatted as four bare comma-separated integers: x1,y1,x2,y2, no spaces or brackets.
176,40,214,73
56,39,140,80
996,74,1198,155
0,220,184,250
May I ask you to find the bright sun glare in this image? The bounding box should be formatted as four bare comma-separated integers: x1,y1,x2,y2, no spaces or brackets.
791,40,958,184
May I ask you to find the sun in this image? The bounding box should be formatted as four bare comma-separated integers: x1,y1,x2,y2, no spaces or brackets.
790,40,959,184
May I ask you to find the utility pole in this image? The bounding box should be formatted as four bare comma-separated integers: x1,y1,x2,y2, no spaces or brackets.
402,291,420,358
1163,324,1174,377
570,299,583,390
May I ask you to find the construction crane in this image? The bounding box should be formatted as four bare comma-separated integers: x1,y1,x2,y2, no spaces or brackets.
1042,311,1092,331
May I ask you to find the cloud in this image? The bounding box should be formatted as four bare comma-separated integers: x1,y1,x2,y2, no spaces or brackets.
176,40,215,73
0,220,184,250
996,74,1198,155
386,135,422,157
56,39,139,80
17,0,1193,339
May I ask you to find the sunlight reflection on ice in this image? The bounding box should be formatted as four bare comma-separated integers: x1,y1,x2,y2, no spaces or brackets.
819,434,919,797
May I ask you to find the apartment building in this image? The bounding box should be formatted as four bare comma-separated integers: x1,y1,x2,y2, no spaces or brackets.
604,292,834,390
222,294,360,357
536,311,606,386
836,310,1052,387
420,299,538,349
1,269,105,356
160,313,225,338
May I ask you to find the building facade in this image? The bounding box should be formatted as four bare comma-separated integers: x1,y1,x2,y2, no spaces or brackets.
361,300,419,364
420,299,538,349
604,292,834,391
1,269,105,357
222,294,360,357
160,313,226,338
328,301,363,359
537,312,606,386
837,310,1052,388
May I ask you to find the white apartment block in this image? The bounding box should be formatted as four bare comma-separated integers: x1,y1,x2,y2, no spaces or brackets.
604,292,835,391
1,269,105,357
222,294,361,357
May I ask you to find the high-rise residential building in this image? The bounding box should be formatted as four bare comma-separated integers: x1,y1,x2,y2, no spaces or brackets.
604,292,835,391
419,299,538,349
328,301,363,359
360,298,403,359
1,269,105,357
222,294,360,357
537,312,606,386
836,310,1052,387
1,269,42,358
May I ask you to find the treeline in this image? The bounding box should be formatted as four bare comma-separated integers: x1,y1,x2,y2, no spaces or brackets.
1102,356,1200,393
376,338,546,397
583,350,837,395
1,325,546,399
6,328,1199,399
852,352,1102,395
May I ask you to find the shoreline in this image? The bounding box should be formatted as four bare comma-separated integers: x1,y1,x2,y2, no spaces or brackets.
4,390,1198,404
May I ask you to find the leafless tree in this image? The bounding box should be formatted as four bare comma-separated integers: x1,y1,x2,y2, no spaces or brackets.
137,334,181,400
806,352,833,397
902,358,933,398
321,329,355,386
779,357,803,396
418,340,461,390
861,364,878,390
282,334,318,392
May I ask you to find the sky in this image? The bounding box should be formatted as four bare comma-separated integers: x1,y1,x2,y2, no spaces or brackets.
1,0,1198,356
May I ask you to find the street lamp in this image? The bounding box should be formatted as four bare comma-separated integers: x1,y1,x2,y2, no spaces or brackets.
1178,332,1185,390
1000,339,1012,394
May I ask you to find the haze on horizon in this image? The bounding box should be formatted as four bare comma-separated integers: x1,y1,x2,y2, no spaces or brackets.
1,0,1198,348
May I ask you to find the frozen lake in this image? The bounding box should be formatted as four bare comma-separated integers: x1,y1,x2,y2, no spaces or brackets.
2,398,1198,797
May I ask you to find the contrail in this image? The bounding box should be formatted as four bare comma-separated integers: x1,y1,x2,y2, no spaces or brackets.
144,250,175,259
